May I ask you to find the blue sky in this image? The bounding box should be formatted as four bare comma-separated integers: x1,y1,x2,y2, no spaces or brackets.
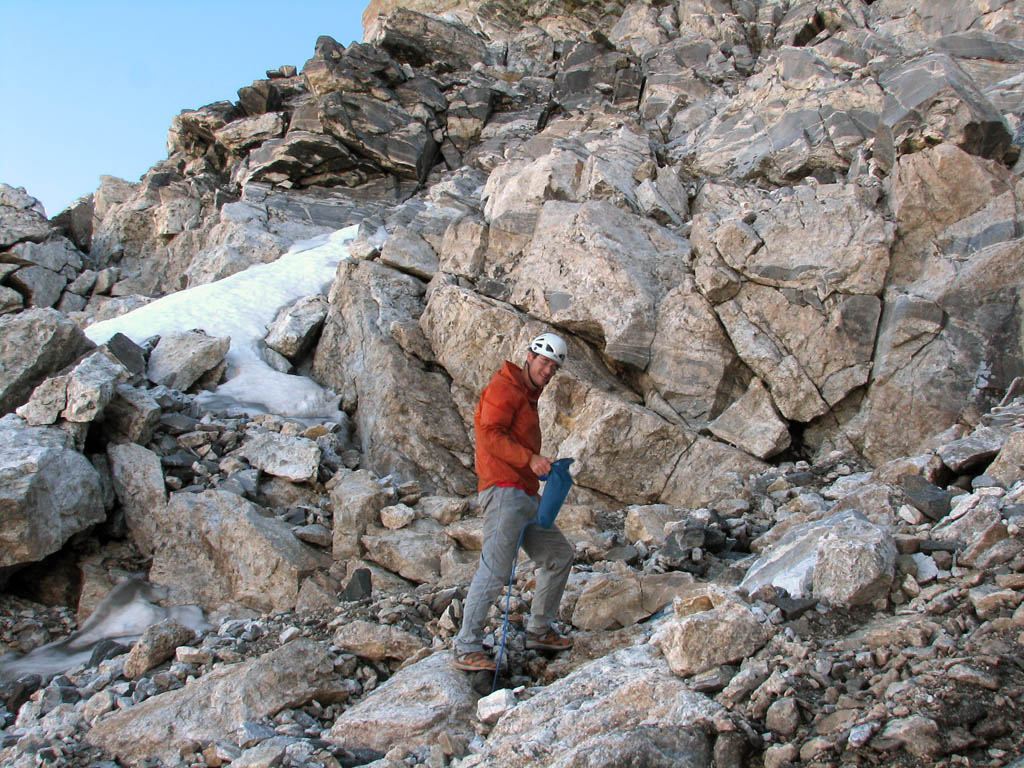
0,1,366,217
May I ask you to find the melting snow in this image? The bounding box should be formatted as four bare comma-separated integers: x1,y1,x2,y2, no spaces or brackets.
85,226,357,421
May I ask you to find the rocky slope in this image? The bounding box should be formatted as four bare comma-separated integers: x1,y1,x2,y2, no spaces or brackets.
2,0,1024,766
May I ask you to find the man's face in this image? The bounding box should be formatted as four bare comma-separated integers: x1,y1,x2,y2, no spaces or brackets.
525,350,559,390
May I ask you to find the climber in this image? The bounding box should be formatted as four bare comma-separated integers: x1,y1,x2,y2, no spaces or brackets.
452,332,575,672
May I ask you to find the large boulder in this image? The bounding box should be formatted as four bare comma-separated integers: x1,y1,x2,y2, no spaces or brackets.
328,468,392,560
369,7,492,71
812,512,898,606
0,308,94,416
240,431,321,483
361,518,449,584
242,130,375,189
878,53,1013,162
264,294,328,360
148,490,331,612
858,237,1024,462
327,651,477,753
107,442,167,556
668,47,885,183
0,415,104,577
459,645,724,767
693,181,892,422
508,200,691,370
87,638,343,765
740,509,897,607
146,330,230,391
312,259,475,495
651,585,773,678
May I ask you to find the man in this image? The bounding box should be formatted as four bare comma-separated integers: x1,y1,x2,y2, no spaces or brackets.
453,332,575,672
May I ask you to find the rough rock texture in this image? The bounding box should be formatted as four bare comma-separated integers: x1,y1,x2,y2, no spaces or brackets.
327,651,477,753
0,415,104,576
3,1,1024,766
652,585,773,677
148,490,331,612
460,645,724,767
86,638,340,765
0,309,94,416
313,259,475,496
106,442,167,556
146,331,230,391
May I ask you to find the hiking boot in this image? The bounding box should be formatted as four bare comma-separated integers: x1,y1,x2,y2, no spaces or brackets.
525,629,573,651
453,650,496,672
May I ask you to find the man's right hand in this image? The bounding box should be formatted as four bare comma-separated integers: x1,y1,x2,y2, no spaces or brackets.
529,453,553,478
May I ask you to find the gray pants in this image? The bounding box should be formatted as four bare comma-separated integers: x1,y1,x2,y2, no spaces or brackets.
454,485,574,654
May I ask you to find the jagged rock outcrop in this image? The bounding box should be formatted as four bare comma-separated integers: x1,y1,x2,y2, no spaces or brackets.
3,1,1024,766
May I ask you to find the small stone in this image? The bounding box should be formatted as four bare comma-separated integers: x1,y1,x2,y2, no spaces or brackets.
947,663,1000,690
123,620,197,679
765,696,801,737
380,503,416,530
763,743,798,768
477,688,516,724
175,646,213,665
293,523,332,547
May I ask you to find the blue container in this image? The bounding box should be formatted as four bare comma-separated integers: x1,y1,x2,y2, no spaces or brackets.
536,458,575,528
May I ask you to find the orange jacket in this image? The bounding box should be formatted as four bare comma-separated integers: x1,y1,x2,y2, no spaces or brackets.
474,361,542,494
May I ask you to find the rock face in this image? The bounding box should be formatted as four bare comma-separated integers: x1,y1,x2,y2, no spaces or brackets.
4,2,1024,767
312,259,475,496
3,0,1017,508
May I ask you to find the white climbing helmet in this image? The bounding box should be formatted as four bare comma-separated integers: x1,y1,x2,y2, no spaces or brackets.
528,332,568,366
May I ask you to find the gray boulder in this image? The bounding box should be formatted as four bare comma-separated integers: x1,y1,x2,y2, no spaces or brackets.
0,415,104,576
240,431,321,483
312,259,475,495
146,330,230,391
149,490,331,612
327,651,477,753
242,130,372,189
740,509,896,607
0,308,94,416
264,294,328,361
461,645,724,767
0,184,52,247
709,378,791,459
122,619,196,679
879,53,1013,162
361,518,449,584
369,7,492,71
87,638,342,765
651,585,773,678
101,384,162,444
6,264,66,308
60,350,131,423
107,442,167,556
328,468,392,560
303,37,440,180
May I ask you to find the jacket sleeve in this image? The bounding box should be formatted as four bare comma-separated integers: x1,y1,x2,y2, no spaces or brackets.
476,383,534,469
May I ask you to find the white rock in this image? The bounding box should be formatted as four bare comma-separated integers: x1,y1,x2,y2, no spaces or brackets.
380,503,416,530
477,688,516,724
